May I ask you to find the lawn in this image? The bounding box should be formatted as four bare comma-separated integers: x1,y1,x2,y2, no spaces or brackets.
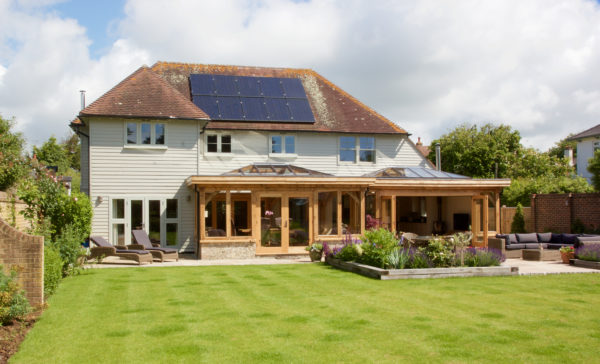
12,265,600,363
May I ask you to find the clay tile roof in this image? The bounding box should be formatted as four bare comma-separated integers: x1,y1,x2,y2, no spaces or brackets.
79,66,210,120
151,61,407,135
568,123,600,140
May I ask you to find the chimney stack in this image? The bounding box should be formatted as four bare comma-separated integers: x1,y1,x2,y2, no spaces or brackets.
80,90,86,110
564,146,574,167
416,137,423,146
435,143,441,171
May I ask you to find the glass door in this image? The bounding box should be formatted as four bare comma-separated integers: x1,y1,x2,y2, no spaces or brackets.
288,196,310,253
260,196,283,250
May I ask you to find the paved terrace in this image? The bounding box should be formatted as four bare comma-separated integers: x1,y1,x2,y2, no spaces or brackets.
86,255,600,275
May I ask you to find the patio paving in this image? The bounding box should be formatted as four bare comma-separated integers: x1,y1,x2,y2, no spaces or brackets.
85,255,600,275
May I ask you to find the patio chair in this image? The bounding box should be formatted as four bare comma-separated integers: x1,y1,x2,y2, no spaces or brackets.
130,230,179,262
89,236,153,265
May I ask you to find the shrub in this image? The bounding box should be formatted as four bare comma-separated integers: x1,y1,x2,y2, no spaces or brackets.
511,203,526,233
52,224,87,276
462,247,504,267
0,265,31,324
359,228,399,268
44,245,63,298
576,244,600,262
386,247,411,269
420,238,455,268
407,249,431,269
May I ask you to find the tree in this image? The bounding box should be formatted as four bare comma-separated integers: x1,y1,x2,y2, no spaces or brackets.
511,203,526,233
0,115,28,190
587,150,600,191
61,132,80,171
33,136,70,172
501,175,593,207
547,134,577,161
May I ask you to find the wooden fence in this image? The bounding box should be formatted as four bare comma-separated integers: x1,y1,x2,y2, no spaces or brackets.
499,206,533,234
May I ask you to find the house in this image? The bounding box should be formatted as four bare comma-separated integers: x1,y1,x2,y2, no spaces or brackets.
568,123,600,183
71,62,510,259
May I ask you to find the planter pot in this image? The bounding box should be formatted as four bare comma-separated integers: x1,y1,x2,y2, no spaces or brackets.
309,250,323,262
560,251,574,264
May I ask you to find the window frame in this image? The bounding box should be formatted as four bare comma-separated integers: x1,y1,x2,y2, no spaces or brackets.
205,133,233,154
123,121,167,149
269,134,297,157
338,136,376,164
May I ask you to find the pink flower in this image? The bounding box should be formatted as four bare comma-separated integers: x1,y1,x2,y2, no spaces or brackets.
74,197,78,201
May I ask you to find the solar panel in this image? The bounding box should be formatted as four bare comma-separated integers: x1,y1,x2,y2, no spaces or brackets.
189,74,315,123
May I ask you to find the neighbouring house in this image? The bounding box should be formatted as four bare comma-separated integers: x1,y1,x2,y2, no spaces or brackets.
71,62,510,259
568,123,600,183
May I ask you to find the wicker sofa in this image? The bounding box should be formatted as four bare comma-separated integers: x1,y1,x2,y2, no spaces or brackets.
489,233,600,259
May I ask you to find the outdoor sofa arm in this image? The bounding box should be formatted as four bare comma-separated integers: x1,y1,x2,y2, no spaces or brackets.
128,244,145,250
487,238,505,255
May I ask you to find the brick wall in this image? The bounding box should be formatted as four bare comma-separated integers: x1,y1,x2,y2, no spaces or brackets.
0,191,31,232
531,193,600,233
0,217,44,306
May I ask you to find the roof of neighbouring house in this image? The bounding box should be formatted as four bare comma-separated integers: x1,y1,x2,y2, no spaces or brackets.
150,61,407,134
79,66,210,120
568,123,600,140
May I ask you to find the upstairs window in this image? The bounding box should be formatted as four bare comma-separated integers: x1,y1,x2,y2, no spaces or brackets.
339,136,375,163
207,134,232,153
125,122,166,146
270,135,296,154
594,141,600,152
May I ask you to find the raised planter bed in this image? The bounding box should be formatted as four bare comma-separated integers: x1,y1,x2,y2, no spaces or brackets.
326,256,519,280
571,259,600,270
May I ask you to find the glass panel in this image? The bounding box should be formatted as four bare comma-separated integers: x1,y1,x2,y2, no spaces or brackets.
221,135,231,153
487,193,496,231
271,135,282,153
289,197,309,246
131,200,143,230
342,192,360,234
233,199,251,236
216,200,226,231
381,198,392,230
261,197,282,247
359,150,374,162
141,123,151,144
149,200,161,242
318,192,337,235
112,199,124,219
112,224,125,246
166,223,177,246
207,135,218,153
340,150,356,162
155,124,165,145
359,137,374,150
365,193,376,228
166,199,178,219
340,136,355,149
284,135,295,154
205,201,213,229
126,123,137,144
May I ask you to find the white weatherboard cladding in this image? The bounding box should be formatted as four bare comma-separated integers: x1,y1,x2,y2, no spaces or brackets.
80,124,90,194
198,131,432,176
89,118,199,251
575,138,597,182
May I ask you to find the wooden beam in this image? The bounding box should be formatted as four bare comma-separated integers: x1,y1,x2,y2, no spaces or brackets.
313,190,319,241
225,190,231,238
337,191,342,237
483,194,489,247
360,188,365,235
390,195,396,233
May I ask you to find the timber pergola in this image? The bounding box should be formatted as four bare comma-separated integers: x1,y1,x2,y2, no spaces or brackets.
186,166,510,256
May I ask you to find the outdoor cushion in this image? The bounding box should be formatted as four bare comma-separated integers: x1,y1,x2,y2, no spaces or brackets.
561,234,578,244
506,243,526,250
550,233,563,244
508,234,517,245
537,233,552,243
516,233,538,244
115,249,150,254
525,243,547,249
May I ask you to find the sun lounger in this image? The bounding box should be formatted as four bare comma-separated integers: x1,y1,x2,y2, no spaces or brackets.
130,230,179,262
89,236,153,265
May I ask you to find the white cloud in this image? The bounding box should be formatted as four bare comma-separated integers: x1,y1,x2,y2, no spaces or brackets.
2,0,600,151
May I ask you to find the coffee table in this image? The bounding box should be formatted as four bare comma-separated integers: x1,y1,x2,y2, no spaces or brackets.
521,249,561,261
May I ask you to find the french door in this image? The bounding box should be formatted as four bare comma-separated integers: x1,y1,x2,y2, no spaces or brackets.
257,192,312,254
109,197,179,247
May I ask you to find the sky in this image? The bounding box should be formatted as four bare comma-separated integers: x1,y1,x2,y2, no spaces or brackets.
1,0,600,151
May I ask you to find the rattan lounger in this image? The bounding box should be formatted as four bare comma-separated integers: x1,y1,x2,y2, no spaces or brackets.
89,236,153,265
130,230,179,262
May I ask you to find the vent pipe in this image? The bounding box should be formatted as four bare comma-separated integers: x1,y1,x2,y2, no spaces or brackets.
435,143,441,171
80,90,86,110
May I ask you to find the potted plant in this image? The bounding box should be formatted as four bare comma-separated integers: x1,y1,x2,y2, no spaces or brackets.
559,246,575,264
306,243,323,262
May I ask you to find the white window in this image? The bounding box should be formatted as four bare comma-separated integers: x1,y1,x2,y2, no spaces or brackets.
339,136,375,163
125,122,166,146
206,134,232,153
270,135,296,155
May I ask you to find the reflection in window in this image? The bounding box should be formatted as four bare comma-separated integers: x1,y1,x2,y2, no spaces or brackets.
141,123,151,144
155,124,165,144
233,196,251,236
207,135,231,153
342,192,360,234
216,200,226,231
318,192,337,235
166,199,177,219
359,137,375,162
285,135,295,154
112,224,125,246
261,197,282,247
166,223,177,246
112,199,124,219
127,123,137,144
131,200,143,230
339,137,356,162
221,135,231,153
271,136,282,153
149,200,161,241
207,135,218,153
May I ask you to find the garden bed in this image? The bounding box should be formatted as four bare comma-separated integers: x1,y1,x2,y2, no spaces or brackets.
326,256,519,280
572,259,600,270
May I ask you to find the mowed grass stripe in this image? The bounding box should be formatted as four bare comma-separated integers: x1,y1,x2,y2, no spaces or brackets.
11,265,600,363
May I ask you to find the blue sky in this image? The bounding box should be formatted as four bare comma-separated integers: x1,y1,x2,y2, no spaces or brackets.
1,0,600,150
